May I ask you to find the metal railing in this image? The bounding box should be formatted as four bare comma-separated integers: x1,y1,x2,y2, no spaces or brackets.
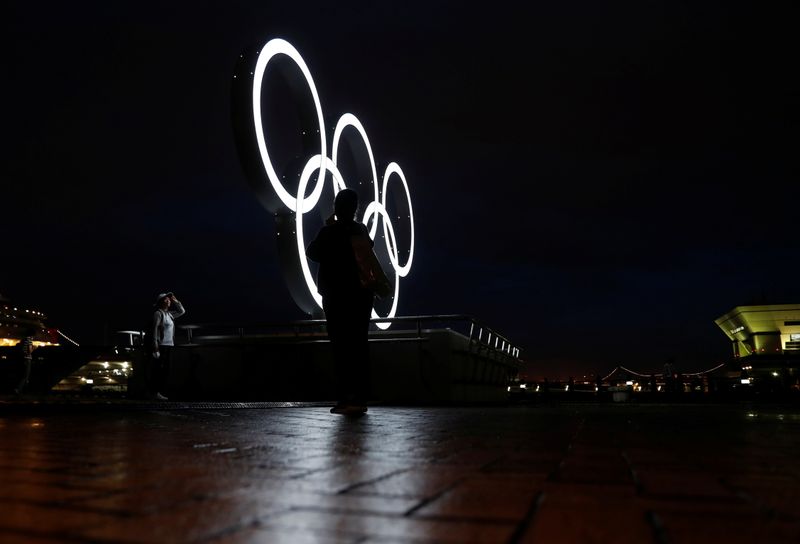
177,314,521,360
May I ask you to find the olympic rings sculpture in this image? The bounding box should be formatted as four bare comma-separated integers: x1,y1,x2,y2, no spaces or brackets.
232,38,414,329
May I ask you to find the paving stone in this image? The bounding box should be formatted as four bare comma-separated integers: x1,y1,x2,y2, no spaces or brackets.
540,482,638,505
634,469,738,500
250,453,347,472
223,486,421,515
481,453,562,475
656,511,800,544
291,461,412,494
412,474,544,521
431,449,504,468
79,496,288,543
555,455,633,485
0,482,106,504
721,473,800,517
639,496,758,517
0,531,71,544
261,509,516,543
73,481,219,515
351,466,468,498
0,501,120,535
207,525,358,543
521,502,654,544
0,467,66,486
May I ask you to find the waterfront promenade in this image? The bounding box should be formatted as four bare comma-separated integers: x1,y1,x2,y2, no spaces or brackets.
0,400,798,543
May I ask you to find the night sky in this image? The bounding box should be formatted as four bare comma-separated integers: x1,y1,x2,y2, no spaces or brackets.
4,1,798,378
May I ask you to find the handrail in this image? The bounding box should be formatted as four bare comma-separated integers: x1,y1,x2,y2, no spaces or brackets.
177,314,522,360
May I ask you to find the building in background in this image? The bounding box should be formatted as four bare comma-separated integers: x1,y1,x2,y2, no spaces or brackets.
0,292,60,347
716,304,800,357
715,304,800,391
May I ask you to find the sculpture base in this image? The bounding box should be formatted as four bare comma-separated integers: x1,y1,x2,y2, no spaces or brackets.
145,318,521,404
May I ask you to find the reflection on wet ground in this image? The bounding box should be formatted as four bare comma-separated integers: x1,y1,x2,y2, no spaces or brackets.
0,403,798,543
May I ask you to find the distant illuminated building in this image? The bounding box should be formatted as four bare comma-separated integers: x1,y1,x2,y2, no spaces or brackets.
0,292,60,347
715,304,800,357
715,304,800,389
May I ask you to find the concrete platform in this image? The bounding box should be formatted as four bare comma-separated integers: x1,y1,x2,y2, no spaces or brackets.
163,326,520,404
1,402,799,543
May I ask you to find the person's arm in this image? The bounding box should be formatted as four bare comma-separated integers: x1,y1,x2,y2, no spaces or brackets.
169,297,186,319
360,223,374,247
306,226,329,262
152,311,162,352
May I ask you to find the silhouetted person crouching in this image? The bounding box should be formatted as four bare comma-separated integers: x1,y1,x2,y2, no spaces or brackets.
307,189,379,416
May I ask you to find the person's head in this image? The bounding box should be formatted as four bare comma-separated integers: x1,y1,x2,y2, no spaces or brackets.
156,292,173,310
334,188,358,221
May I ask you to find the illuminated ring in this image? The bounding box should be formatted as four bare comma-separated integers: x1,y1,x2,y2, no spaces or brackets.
253,38,327,213
362,201,400,330
295,155,346,308
363,200,400,280
332,114,380,239
331,116,414,274
381,162,414,277
252,38,415,325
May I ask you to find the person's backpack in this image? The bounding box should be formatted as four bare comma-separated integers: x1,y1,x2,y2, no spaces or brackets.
351,233,392,298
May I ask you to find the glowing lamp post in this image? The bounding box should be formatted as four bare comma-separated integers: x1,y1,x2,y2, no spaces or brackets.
232,38,414,329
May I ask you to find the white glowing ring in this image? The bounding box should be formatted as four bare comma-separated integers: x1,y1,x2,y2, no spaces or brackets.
362,201,400,330
332,114,381,238
381,162,415,277
252,38,415,325
363,199,401,281
295,155,347,308
253,38,327,213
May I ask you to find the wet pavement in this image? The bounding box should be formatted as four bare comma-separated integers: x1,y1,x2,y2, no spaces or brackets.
1,402,799,543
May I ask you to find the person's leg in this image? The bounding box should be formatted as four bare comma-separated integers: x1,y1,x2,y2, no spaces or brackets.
351,290,374,403
338,319,360,403
157,346,172,398
325,295,372,414
145,353,157,397
323,298,351,404
333,290,373,406
14,357,32,394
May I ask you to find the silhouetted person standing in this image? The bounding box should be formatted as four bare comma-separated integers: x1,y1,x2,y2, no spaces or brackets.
149,292,185,401
663,358,675,393
307,189,375,415
14,329,35,395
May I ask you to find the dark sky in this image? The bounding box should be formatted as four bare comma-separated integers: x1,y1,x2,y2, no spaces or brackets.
3,1,798,378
